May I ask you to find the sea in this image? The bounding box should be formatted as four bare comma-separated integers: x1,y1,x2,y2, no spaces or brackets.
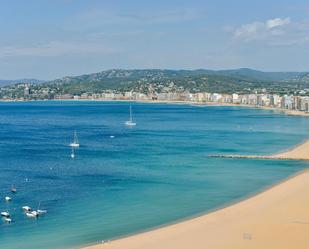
0,101,308,249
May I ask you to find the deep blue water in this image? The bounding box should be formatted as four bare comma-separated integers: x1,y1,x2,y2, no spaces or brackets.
0,101,308,249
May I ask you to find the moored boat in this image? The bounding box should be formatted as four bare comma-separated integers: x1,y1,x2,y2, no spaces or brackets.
70,131,80,147
26,211,38,218
125,105,136,126
36,202,47,216
1,211,10,218
22,206,31,212
11,185,17,193
37,209,47,215
3,217,12,223
5,196,12,202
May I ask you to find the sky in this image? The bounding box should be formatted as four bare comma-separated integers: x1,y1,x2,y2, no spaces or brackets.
1,0,309,80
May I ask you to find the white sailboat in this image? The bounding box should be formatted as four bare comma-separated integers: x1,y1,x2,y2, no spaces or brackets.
11,185,17,193
37,209,47,215
125,105,136,126
36,201,47,216
70,131,80,147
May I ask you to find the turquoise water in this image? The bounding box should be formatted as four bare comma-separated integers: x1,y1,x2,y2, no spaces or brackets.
0,101,308,249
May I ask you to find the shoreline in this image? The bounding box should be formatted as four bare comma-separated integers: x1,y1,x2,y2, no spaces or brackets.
1,98,309,117
83,168,309,249
83,139,309,249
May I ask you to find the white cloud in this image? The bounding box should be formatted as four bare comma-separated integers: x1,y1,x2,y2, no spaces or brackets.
233,22,262,39
233,17,291,41
230,17,309,46
266,17,290,29
0,41,120,58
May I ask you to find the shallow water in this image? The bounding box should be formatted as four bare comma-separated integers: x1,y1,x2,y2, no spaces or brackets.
0,101,308,249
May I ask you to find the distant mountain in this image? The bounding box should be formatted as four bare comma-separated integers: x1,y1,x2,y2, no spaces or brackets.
2,68,309,99
42,69,309,95
202,68,304,81
47,68,307,85
0,79,44,87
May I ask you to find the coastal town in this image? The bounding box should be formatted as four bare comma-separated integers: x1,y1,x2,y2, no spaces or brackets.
1,82,309,113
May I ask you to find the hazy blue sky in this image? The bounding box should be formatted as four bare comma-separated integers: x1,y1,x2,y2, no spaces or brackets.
1,0,309,79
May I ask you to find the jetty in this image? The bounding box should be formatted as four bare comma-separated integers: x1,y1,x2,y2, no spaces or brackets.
208,139,309,161
207,154,308,161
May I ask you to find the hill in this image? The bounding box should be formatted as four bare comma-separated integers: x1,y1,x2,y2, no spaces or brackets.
43,69,309,95
0,79,44,87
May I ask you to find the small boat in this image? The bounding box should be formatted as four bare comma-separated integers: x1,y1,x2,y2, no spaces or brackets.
1,211,10,218
5,196,12,202
125,105,136,126
110,135,115,138
26,211,38,218
11,185,17,193
36,201,47,216
22,206,32,212
70,131,80,147
37,209,47,215
3,217,12,223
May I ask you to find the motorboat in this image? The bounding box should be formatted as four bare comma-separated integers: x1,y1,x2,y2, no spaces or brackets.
26,211,38,218
5,196,12,202
1,211,10,218
22,206,32,212
3,217,12,223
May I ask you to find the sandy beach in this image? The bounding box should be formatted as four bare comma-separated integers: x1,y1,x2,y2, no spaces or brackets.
83,140,309,249
274,139,309,160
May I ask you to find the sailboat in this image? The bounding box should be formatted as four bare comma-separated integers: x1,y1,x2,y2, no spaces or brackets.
125,105,136,126
36,201,47,216
70,131,80,147
11,185,17,194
